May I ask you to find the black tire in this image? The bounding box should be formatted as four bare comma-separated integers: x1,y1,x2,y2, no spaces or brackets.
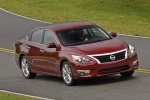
61,61,77,86
20,56,37,79
120,71,134,77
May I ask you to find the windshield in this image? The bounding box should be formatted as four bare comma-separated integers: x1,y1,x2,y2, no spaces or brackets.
56,25,111,46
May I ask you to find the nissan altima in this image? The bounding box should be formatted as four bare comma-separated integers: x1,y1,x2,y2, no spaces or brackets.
15,21,139,85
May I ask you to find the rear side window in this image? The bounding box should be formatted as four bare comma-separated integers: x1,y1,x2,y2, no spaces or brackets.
44,30,56,45
30,30,43,43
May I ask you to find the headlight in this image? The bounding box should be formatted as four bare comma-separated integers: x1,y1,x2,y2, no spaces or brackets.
129,44,135,55
72,55,91,63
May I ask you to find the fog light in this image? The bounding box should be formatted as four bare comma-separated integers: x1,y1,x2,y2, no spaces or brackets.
77,70,90,76
133,60,139,67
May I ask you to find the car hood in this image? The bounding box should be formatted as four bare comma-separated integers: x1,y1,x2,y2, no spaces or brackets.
66,38,128,55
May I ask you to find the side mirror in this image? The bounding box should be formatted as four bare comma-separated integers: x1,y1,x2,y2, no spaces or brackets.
109,32,117,37
47,42,57,48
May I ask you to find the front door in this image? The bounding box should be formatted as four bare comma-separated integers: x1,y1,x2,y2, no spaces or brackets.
40,30,59,74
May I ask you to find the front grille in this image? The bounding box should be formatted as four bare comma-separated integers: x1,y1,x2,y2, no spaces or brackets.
98,65,129,75
93,50,126,63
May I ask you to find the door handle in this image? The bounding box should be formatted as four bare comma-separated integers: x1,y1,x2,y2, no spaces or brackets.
26,45,30,49
40,49,44,53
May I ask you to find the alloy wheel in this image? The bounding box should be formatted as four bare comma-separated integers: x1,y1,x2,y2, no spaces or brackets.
20,56,36,79
21,57,30,77
62,62,76,85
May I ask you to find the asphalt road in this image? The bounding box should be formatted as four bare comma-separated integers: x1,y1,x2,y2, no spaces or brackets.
0,9,150,100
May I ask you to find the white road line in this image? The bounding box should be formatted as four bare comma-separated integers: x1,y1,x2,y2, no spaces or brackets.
119,33,150,39
0,8,149,39
0,8,51,24
0,90,54,100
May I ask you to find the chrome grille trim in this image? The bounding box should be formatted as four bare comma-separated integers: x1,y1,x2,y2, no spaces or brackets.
88,49,127,64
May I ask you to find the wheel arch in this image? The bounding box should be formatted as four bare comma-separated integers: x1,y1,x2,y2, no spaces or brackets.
59,57,75,77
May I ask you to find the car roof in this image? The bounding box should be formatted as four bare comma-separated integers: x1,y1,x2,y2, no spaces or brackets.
38,21,94,31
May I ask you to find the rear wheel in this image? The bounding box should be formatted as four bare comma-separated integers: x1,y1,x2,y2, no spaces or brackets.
20,56,36,79
120,71,134,77
62,61,76,86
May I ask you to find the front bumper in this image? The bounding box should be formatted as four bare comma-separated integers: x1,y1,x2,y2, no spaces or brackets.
72,53,138,79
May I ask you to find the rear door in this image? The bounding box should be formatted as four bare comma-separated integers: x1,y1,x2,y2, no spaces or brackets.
27,29,44,71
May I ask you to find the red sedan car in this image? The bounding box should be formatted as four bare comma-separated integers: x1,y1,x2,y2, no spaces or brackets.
15,21,139,85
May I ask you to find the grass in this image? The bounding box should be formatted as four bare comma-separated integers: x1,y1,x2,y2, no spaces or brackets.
0,0,150,37
0,91,41,100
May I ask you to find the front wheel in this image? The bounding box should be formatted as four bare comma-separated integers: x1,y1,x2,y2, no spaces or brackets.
62,61,76,86
120,71,134,77
20,56,37,79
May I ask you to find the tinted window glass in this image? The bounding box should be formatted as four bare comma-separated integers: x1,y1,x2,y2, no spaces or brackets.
44,31,56,45
91,28,109,38
31,30,43,43
56,25,111,46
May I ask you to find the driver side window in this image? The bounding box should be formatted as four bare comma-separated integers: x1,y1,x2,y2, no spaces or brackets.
44,30,56,45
